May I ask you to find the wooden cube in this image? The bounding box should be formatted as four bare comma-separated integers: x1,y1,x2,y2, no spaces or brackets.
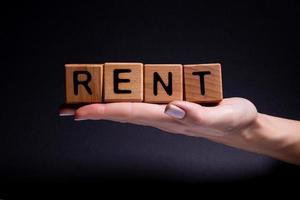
144,64,183,103
184,63,222,103
104,63,143,102
65,64,103,103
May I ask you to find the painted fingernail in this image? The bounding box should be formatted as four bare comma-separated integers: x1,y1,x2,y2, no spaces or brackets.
59,108,75,116
164,104,186,119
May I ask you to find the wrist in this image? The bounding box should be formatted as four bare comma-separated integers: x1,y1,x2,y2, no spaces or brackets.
241,113,300,164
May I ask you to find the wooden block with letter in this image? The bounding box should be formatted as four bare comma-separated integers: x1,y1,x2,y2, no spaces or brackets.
144,64,183,103
184,63,222,103
65,64,103,103
104,63,143,102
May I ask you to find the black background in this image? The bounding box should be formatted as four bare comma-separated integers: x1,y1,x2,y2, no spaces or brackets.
1,0,300,197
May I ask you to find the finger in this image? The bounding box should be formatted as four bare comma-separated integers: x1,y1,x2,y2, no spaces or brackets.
164,100,236,129
74,102,177,126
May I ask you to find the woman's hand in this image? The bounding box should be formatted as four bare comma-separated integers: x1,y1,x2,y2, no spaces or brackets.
59,97,300,165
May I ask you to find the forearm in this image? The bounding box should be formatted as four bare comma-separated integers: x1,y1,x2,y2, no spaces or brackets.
240,113,300,165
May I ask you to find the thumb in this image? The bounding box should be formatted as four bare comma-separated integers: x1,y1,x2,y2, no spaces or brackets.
164,100,235,129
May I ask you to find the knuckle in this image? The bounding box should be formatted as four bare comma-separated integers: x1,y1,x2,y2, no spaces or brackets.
126,103,134,121
90,104,105,117
188,113,205,126
121,103,135,123
75,109,86,118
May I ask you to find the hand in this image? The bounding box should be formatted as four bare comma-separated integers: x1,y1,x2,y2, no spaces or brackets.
60,97,259,153
59,98,300,165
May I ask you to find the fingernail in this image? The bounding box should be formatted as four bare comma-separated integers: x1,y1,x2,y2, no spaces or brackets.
164,104,186,119
74,118,86,121
59,108,75,116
